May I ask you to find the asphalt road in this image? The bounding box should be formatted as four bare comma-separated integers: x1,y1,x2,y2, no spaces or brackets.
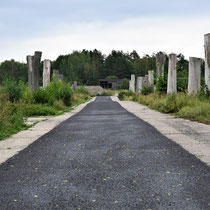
0,96,210,210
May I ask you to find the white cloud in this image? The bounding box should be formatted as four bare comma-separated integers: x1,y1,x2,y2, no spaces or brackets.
0,16,209,62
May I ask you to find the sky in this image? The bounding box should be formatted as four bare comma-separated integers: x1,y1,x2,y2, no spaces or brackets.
1,0,210,62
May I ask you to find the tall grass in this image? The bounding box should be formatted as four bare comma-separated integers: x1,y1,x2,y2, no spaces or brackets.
119,90,210,124
0,80,91,140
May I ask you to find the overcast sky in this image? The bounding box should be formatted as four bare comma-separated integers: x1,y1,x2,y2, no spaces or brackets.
1,0,210,62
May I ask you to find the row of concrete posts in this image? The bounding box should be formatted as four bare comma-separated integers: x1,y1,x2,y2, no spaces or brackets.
129,33,210,94
26,51,64,92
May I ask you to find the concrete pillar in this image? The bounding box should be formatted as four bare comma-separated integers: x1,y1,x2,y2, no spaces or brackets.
136,77,143,93
167,54,177,94
26,56,34,91
136,76,149,93
53,70,64,83
43,59,51,87
204,33,210,90
156,52,166,77
188,57,201,94
33,51,42,90
129,74,135,92
72,81,78,90
144,75,149,86
148,70,154,86
53,70,59,80
26,51,42,91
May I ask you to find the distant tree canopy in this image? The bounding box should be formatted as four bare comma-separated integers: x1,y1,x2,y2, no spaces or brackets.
0,50,191,86
0,60,27,83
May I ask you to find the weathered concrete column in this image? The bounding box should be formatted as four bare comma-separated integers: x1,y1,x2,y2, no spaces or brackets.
167,54,177,94
53,70,64,83
136,77,143,93
156,52,166,77
204,33,210,90
188,57,201,94
43,59,51,87
148,70,154,86
136,76,149,93
129,74,135,92
72,81,78,90
33,51,42,90
26,56,34,91
26,51,42,91
144,75,149,86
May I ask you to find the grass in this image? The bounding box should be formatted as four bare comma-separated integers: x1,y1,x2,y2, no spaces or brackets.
0,95,29,140
0,91,91,141
119,91,210,125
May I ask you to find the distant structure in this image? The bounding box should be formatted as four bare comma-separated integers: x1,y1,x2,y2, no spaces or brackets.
99,79,122,89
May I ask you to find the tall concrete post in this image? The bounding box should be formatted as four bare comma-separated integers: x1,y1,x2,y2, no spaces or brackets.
43,59,51,87
26,51,42,91
167,54,177,94
129,74,135,92
33,51,42,90
156,52,166,77
136,77,143,93
53,70,64,83
204,33,210,90
148,70,154,86
188,57,201,94
26,55,34,91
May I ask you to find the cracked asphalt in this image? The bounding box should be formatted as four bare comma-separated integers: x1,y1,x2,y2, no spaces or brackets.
0,96,210,210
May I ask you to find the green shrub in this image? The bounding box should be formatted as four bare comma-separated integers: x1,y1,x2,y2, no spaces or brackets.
22,87,33,103
33,79,73,106
105,75,118,79
0,96,27,140
33,88,49,104
155,75,167,93
120,78,129,90
1,79,27,102
75,86,89,95
118,90,134,100
141,85,154,95
59,85,73,106
20,104,58,116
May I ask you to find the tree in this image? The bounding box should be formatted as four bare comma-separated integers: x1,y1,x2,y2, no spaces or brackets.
104,50,134,79
0,60,27,84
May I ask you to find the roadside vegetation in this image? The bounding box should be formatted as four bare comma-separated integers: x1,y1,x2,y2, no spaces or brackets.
119,86,210,125
0,78,91,141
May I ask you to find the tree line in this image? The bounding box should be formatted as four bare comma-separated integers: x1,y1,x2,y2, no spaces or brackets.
0,49,199,86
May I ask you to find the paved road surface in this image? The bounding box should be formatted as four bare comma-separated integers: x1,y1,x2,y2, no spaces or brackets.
0,97,210,210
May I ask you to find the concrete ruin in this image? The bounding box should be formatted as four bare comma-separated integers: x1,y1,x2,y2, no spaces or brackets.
129,74,135,92
188,57,201,94
53,70,64,83
43,59,51,88
26,51,42,91
72,81,78,90
156,52,166,77
204,33,210,90
136,77,143,93
136,76,149,93
148,70,154,86
167,54,177,94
